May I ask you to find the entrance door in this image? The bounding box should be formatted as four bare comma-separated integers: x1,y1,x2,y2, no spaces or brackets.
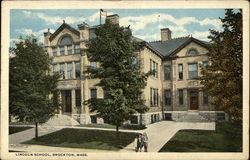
65,90,72,112
190,90,199,110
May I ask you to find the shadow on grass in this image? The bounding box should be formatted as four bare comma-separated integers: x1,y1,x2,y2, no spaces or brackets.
159,121,242,152
22,128,140,151
78,123,146,130
9,127,33,135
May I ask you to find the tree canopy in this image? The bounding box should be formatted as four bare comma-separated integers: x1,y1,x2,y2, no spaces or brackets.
200,9,242,120
85,21,149,132
9,36,60,139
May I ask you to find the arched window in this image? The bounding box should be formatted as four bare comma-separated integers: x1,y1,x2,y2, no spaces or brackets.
187,48,198,56
60,36,73,45
59,36,73,56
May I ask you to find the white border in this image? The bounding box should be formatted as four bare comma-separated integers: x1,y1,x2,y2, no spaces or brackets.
1,1,249,160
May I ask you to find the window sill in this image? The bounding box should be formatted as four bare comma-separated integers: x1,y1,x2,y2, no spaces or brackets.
150,105,159,107
52,54,81,58
59,78,81,81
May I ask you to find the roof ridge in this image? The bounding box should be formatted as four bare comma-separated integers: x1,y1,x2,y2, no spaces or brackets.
148,35,191,43
171,36,190,40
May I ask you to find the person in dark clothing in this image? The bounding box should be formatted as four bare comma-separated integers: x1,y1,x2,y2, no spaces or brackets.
135,134,143,152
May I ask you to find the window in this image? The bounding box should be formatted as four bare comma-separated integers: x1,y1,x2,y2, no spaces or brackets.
165,90,171,106
75,89,81,107
164,65,171,80
150,88,158,106
75,62,81,78
90,88,97,99
178,64,183,80
52,64,57,73
67,45,72,55
60,36,73,46
130,116,138,124
52,47,57,57
217,113,225,121
60,46,65,56
67,63,73,79
90,115,97,123
150,59,158,78
90,62,97,68
188,48,198,55
103,90,109,99
203,91,209,105
179,89,183,105
151,115,154,123
164,113,172,120
188,63,198,79
132,56,137,65
59,64,65,79
75,44,80,54
203,61,208,69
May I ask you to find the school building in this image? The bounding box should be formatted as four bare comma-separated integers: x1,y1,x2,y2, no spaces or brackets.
43,14,227,126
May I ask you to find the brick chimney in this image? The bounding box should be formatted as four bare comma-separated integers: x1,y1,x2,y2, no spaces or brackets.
161,28,171,41
43,28,52,46
78,22,89,41
106,14,119,24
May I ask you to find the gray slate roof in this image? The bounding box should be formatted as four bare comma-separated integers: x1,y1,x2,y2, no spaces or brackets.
147,37,209,57
148,37,191,57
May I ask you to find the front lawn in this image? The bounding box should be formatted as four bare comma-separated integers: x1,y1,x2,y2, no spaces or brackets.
23,128,139,151
9,126,33,135
159,121,242,152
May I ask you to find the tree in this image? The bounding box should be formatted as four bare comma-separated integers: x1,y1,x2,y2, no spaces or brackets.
9,36,60,140
200,9,242,120
85,21,149,132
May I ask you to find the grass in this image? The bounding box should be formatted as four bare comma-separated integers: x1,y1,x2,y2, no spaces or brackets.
23,128,139,151
159,121,242,152
79,123,146,130
9,126,33,135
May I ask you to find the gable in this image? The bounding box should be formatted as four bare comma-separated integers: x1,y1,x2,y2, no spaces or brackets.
50,27,80,46
173,41,209,57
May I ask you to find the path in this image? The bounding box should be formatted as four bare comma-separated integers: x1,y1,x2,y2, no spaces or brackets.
9,121,215,152
9,125,139,152
120,121,215,152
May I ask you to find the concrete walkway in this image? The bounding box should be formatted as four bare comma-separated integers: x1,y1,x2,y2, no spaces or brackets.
9,125,140,152
120,121,215,152
9,121,215,152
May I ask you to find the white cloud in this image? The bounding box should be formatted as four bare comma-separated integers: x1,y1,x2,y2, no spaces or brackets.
191,30,211,41
120,13,222,33
35,13,86,25
16,28,55,43
22,11,31,16
88,12,99,22
158,24,187,32
10,38,24,43
29,11,116,25
134,33,160,42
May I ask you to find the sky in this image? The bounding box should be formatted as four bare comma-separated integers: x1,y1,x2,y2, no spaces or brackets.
10,9,227,46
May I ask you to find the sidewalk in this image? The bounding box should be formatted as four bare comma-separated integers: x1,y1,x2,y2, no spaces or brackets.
9,121,215,152
120,121,215,152
9,125,141,152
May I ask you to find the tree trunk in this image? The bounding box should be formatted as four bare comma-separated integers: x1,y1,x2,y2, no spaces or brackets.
140,113,142,126
116,125,119,133
35,122,38,141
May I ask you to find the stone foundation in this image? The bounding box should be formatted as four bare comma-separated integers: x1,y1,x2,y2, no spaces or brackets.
70,111,228,125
